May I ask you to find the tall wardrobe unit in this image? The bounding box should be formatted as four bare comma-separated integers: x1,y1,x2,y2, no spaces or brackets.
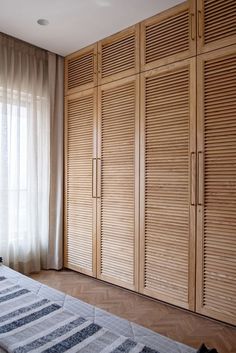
64,0,236,326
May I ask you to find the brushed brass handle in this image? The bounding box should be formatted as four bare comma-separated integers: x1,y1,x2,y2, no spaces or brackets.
190,152,196,206
92,158,97,198
190,13,195,41
197,151,204,206
96,158,101,199
198,10,202,38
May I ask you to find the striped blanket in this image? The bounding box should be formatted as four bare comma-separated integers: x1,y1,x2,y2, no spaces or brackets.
0,276,158,353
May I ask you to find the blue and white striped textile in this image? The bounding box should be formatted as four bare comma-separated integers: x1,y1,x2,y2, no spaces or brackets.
0,276,159,353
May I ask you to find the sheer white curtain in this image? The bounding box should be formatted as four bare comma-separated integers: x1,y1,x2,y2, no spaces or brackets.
0,34,63,273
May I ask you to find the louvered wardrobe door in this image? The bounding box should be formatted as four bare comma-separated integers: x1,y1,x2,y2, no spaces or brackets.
64,89,97,277
65,44,97,95
197,0,236,54
141,0,196,72
140,59,196,309
98,25,139,85
97,76,139,290
196,45,236,325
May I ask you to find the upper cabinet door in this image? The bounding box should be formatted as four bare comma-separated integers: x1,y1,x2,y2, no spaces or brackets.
197,0,236,54
65,44,97,95
196,45,236,325
96,75,140,291
141,0,196,72
140,58,197,310
98,25,140,85
64,88,97,277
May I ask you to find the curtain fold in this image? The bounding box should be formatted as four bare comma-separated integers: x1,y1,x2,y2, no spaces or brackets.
46,52,64,270
0,33,64,274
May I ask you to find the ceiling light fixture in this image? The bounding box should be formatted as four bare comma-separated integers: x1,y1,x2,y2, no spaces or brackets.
37,19,49,26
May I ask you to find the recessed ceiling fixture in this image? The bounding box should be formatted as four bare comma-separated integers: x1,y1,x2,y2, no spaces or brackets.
37,19,49,26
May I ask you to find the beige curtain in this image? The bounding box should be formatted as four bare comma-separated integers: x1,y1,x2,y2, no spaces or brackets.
0,33,64,273
46,52,64,270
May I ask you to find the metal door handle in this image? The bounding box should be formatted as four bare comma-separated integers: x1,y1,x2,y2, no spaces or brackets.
92,158,97,198
190,13,195,41
190,152,196,206
198,10,202,38
96,158,101,199
197,151,204,206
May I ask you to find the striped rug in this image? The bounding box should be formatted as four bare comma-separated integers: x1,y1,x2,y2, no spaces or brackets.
0,276,159,353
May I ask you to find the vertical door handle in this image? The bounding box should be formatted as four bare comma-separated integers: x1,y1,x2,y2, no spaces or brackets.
96,158,101,199
190,13,195,41
197,151,204,206
92,158,97,198
190,152,196,206
198,10,202,38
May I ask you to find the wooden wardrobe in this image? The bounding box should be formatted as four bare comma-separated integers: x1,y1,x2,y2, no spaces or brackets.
64,0,236,325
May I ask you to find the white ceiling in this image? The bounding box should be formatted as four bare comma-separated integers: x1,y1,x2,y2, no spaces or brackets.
0,0,182,57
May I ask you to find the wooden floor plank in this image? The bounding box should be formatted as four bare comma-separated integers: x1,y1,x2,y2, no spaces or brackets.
30,269,236,353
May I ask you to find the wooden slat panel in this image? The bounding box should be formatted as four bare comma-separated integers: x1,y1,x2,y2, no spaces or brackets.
141,1,196,72
97,76,139,290
98,25,139,85
196,45,236,325
197,0,236,54
64,89,97,277
140,59,196,310
65,44,97,95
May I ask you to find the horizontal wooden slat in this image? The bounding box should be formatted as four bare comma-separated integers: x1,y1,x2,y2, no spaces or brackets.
142,63,193,307
98,77,138,288
204,0,235,45
198,0,236,54
196,47,236,325
98,26,139,84
141,1,195,71
101,37,135,77
65,91,95,275
68,54,93,89
65,44,97,94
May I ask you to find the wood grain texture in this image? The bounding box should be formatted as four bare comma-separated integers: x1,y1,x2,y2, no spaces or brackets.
63,0,236,327
96,75,139,291
140,0,196,72
64,88,97,277
197,0,236,54
140,59,196,310
30,270,236,353
98,25,140,85
65,44,97,95
196,45,236,325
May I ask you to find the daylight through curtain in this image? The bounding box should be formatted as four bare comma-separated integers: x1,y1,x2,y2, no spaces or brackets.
0,33,63,273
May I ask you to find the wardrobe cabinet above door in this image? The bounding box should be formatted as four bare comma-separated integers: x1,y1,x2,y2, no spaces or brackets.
140,58,196,310
98,25,140,85
63,0,236,326
65,44,97,95
96,75,140,291
197,0,236,54
140,0,196,72
64,88,97,277
196,45,236,325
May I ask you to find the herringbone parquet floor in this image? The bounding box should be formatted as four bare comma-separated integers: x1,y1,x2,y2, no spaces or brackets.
30,269,236,353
